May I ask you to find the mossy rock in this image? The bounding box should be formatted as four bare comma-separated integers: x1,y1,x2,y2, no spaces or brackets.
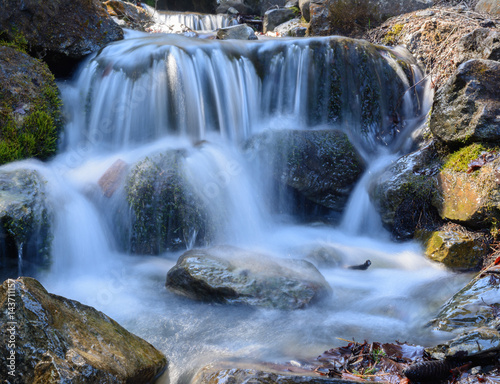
435,148,500,228
369,142,442,239
0,46,63,165
419,225,488,270
0,277,167,383
126,150,212,255
0,168,52,276
246,129,364,218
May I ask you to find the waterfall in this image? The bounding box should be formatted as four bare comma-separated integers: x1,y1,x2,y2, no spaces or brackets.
0,31,465,384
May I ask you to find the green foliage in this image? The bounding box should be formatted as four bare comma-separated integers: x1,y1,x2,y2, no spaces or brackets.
0,28,28,53
327,0,382,36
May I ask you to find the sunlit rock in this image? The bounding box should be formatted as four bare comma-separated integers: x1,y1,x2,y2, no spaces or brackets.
98,159,128,198
476,0,500,16
263,8,296,33
216,23,258,39
104,0,153,31
0,168,52,276
0,277,167,383
246,129,364,219
430,59,500,145
125,150,212,254
419,224,488,270
166,245,332,309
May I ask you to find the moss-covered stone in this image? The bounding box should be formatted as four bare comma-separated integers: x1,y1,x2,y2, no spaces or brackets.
419,225,488,270
246,129,364,219
0,168,52,276
0,46,63,165
126,150,212,255
0,277,167,383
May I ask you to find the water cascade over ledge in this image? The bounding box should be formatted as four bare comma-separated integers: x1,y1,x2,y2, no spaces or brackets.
0,32,468,384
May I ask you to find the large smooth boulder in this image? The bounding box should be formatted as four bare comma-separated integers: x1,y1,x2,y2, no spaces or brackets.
0,169,52,275
0,46,62,165
126,150,212,254
247,130,364,218
430,59,500,145
0,0,123,75
263,8,296,33
216,24,258,40
369,142,442,239
0,277,167,383
435,144,500,227
476,0,500,16
166,246,332,309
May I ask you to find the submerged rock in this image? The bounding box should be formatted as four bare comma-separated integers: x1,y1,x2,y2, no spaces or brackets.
0,168,52,275
247,129,364,218
0,46,63,165
216,23,258,40
0,0,123,75
430,59,500,145
192,361,364,384
166,245,332,309
126,150,212,254
0,277,167,383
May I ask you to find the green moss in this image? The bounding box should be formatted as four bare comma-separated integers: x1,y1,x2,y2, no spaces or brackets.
382,23,404,45
442,143,498,172
0,28,28,53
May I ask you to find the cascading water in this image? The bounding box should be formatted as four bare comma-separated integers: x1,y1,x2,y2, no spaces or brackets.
1,31,471,383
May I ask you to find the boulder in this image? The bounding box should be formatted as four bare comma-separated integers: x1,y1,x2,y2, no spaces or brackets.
430,264,500,333
216,23,258,40
0,277,167,383
216,1,254,14
0,169,52,276
476,0,500,16
430,59,500,145
308,0,330,36
97,159,128,198
263,8,296,33
369,142,442,239
246,130,364,218
455,28,500,65
0,46,63,165
299,0,311,21
193,361,361,384
104,0,153,31
126,150,212,254
274,17,307,36
435,144,500,227
0,0,123,76
419,225,488,270
166,245,332,309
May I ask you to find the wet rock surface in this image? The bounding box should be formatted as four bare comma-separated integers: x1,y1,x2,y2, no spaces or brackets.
216,23,258,39
166,245,332,309
430,59,500,145
0,277,167,384
0,0,123,76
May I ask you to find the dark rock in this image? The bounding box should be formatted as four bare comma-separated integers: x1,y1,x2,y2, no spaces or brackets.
166,245,332,309
216,1,254,15
299,0,311,21
0,46,63,165
369,142,442,240
430,59,500,145
157,0,215,13
246,129,365,218
216,23,258,40
193,361,363,383
104,0,153,31
126,150,212,254
0,277,167,383
476,0,500,16
0,0,123,76
0,169,52,276
263,8,296,32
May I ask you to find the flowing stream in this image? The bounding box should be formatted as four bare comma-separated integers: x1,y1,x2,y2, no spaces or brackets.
2,31,473,383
